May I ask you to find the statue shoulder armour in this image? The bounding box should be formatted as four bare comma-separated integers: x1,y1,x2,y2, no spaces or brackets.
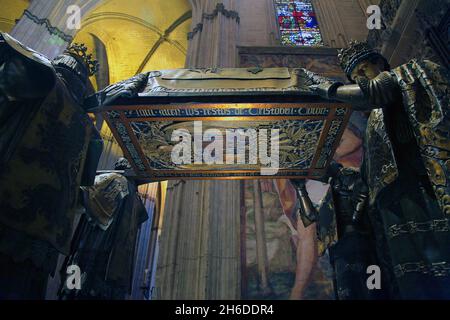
82,173,130,229
1,32,54,74
0,32,56,97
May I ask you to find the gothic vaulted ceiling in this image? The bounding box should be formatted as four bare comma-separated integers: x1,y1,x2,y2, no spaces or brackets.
0,0,29,32
73,0,192,87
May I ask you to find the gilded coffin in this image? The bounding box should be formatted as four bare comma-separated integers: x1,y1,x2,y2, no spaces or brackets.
88,68,352,180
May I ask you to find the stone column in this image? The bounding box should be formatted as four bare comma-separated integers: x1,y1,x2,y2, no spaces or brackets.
11,0,100,58
312,0,376,48
253,181,272,296
185,0,240,68
379,0,421,66
311,0,348,47
156,0,242,300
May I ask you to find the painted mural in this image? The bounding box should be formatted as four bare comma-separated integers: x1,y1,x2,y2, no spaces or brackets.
243,179,334,300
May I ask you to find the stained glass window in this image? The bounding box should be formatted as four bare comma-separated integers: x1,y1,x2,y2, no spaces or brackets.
275,0,323,46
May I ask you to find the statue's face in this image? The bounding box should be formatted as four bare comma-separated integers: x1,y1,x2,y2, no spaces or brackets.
350,60,384,81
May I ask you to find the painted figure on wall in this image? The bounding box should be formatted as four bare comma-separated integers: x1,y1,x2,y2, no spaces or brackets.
274,179,319,300
244,179,334,300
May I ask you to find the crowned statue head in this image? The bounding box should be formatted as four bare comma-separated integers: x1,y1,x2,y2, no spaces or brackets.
338,40,390,82
52,43,99,103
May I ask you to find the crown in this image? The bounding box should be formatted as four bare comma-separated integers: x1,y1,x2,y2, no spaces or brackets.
337,40,388,79
64,43,99,76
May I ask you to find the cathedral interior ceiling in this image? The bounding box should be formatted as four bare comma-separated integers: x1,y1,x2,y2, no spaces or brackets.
72,0,192,85
0,0,29,32
61,0,192,163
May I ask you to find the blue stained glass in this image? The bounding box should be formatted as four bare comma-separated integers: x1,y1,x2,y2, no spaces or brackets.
275,0,323,46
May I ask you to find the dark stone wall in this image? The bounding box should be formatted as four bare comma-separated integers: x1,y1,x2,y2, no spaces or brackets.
368,0,449,68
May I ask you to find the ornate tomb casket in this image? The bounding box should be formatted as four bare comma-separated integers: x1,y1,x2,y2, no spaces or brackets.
87,68,351,180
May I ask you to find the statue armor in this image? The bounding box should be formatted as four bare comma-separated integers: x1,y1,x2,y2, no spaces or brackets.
312,40,450,299
81,173,130,230
364,109,399,205
291,179,318,227
0,33,100,255
391,60,450,216
61,160,148,300
329,167,369,237
292,163,387,299
0,33,102,299
327,60,450,215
